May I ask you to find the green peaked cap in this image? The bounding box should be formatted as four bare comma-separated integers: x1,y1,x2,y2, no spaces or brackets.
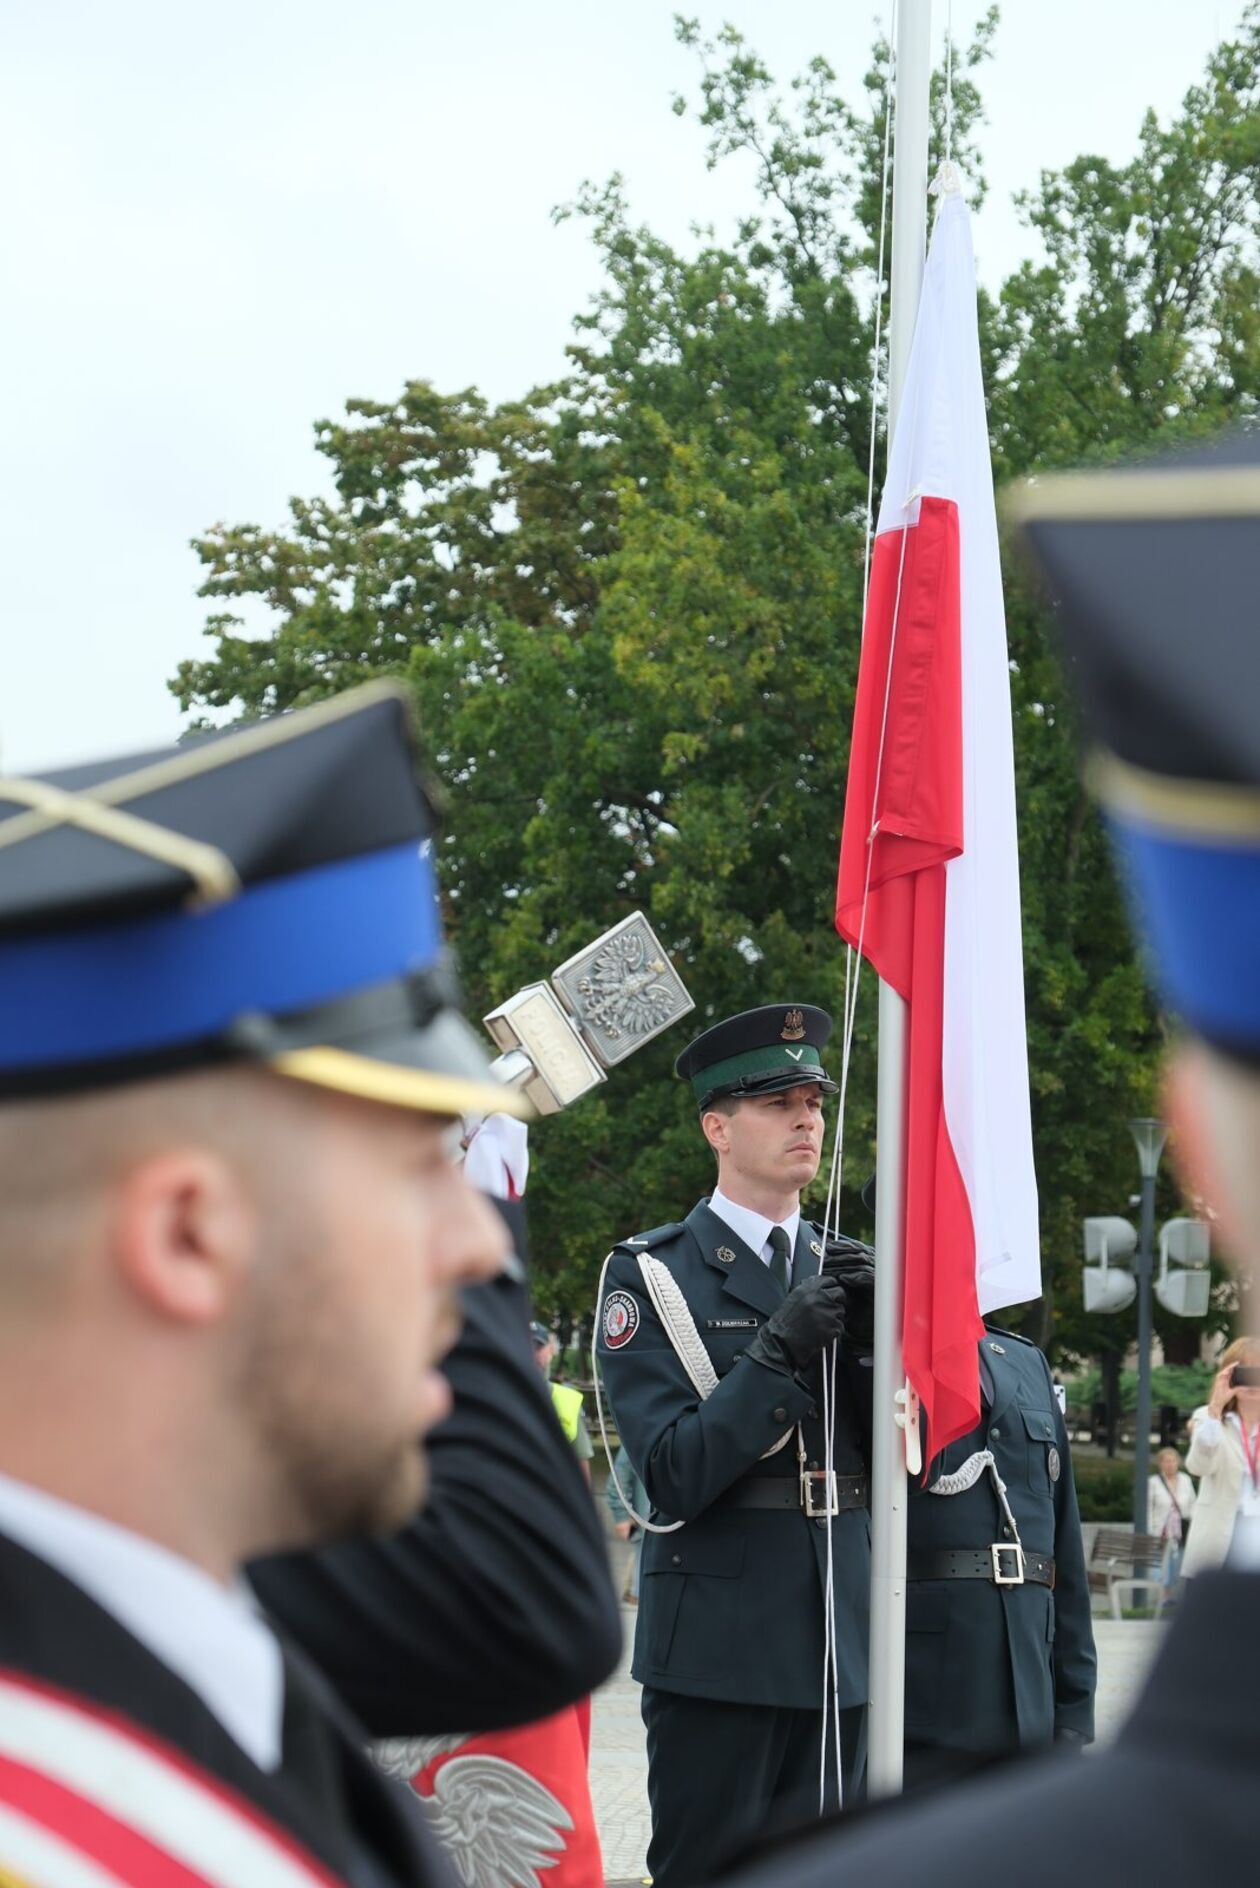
674,1003,837,1110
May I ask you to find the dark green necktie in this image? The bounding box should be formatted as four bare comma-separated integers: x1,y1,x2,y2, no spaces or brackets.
768,1225,792,1293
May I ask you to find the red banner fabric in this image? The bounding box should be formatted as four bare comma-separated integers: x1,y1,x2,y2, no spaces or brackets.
836,496,982,1457
410,1704,604,1888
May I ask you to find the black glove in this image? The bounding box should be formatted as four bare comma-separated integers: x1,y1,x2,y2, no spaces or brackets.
823,1234,876,1349
745,1272,848,1378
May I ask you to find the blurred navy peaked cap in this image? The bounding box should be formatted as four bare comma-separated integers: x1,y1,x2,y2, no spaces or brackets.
0,681,529,1118
1013,429,1260,1064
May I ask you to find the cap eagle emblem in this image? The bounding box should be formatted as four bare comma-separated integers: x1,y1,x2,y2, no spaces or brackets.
781,1008,806,1041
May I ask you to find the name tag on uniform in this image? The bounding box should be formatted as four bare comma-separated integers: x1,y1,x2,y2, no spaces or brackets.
706,1317,759,1330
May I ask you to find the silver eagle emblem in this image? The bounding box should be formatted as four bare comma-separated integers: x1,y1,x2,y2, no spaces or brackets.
552,914,689,1066
375,1734,574,1888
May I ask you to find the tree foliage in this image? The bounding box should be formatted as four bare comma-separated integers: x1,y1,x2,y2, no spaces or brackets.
173,9,1260,1361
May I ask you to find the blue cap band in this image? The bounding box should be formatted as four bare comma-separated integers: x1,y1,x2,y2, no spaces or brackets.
0,840,442,1074
1112,815,1260,1056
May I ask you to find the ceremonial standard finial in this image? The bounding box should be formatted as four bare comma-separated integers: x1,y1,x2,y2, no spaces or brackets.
483,912,694,1114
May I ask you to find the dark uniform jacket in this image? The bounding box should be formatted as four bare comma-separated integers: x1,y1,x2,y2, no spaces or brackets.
906,1328,1095,1751
598,1198,872,1711
253,1270,622,1736
720,1568,1255,1888
0,1530,450,1887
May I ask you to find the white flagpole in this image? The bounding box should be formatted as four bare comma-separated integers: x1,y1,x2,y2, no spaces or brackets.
867,0,932,1799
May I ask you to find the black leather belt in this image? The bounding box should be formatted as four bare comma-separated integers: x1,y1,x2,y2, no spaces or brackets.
909,1547,1055,1588
721,1474,868,1515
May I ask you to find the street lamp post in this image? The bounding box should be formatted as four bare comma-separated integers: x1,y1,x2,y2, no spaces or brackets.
1129,1118,1168,1535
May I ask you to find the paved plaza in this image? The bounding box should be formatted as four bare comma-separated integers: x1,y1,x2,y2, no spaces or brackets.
591,1605,1166,1885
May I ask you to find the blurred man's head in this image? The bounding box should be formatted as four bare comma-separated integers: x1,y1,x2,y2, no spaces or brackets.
1017,436,1260,1335
0,1066,506,1566
0,686,525,1575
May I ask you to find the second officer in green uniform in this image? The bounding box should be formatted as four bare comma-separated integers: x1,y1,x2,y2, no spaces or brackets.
598,1005,873,1887
904,1325,1096,1784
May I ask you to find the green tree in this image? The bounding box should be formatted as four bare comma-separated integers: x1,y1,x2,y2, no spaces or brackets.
983,15,1260,1359
173,10,1260,1357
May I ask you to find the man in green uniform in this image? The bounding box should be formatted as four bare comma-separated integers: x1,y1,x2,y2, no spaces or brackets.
598,1003,874,1886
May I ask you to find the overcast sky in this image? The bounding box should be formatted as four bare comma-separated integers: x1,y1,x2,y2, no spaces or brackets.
0,1,1248,773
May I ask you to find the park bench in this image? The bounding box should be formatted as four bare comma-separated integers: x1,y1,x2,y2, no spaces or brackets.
1087,1527,1172,1619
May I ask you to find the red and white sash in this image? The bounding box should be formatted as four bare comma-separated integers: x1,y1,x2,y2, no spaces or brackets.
0,1670,344,1888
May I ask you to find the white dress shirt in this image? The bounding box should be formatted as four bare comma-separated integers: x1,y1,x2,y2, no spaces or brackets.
0,1472,284,1770
709,1187,801,1281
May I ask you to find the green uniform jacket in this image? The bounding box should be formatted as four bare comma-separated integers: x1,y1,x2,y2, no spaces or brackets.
905,1327,1096,1752
598,1199,872,1711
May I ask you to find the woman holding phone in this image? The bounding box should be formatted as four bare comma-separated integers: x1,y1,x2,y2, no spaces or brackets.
1182,1337,1260,1576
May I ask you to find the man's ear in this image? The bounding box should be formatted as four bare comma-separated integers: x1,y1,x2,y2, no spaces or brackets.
700,1107,730,1158
108,1151,256,1325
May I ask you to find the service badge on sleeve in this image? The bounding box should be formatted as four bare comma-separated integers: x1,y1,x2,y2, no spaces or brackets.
602,1290,640,1349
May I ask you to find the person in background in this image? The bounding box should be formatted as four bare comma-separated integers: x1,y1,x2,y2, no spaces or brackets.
1148,1446,1196,1586
1182,1337,1260,1578
533,1321,595,1486
903,1325,1095,1785
605,1444,649,1603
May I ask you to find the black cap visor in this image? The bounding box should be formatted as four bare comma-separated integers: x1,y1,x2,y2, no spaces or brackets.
700,1066,838,1111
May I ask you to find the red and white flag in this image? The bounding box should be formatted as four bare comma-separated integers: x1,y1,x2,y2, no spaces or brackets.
836,186,1039,1458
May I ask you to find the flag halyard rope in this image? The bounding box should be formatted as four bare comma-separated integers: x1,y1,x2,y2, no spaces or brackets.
944,0,955,167
815,0,902,1812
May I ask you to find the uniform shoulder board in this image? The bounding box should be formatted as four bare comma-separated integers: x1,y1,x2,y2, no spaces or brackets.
615,1222,686,1253
983,1321,1037,1349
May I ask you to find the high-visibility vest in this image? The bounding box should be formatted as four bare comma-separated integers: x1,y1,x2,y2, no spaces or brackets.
549,1381,584,1445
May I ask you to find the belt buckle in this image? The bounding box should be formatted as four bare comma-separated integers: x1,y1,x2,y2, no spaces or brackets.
991,1542,1026,1586
801,1468,839,1518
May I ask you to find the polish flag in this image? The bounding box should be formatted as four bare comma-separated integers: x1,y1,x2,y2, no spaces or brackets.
836,186,1040,1457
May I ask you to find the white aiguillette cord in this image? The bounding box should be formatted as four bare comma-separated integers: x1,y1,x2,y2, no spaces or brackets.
928,1449,1027,1567
590,1249,799,1540
591,1252,686,1538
